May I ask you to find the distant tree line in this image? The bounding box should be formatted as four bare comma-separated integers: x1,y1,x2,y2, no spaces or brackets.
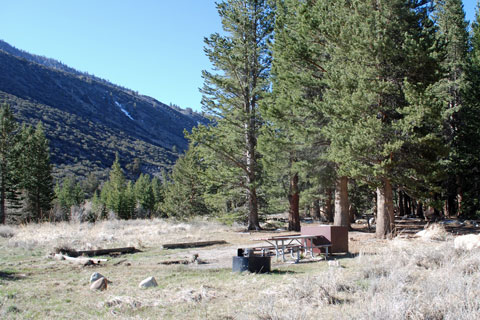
160,0,480,238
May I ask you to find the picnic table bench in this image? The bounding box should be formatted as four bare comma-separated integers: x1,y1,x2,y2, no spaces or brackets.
247,234,332,263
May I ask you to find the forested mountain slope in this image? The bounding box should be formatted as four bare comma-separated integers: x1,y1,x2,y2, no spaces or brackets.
0,41,207,179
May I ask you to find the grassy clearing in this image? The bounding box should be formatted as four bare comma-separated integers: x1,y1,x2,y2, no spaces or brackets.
0,219,479,319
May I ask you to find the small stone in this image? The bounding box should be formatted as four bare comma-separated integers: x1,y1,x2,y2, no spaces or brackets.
328,260,340,268
90,277,107,291
139,276,158,288
90,272,104,283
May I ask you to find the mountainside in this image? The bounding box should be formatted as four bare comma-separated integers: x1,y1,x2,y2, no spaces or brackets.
0,40,207,180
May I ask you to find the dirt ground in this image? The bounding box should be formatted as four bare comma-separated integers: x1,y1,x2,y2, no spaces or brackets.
159,217,480,269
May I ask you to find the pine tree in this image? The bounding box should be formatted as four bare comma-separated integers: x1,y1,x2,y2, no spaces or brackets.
434,0,471,216
160,147,210,218
191,0,274,230
134,173,155,218
0,104,20,224
54,176,84,216
100,155,132,219
151,176,164,215
260,0,334,230
18,123,54,222
321,0,443,238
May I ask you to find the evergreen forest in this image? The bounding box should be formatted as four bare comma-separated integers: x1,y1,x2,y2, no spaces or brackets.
164,0,480,238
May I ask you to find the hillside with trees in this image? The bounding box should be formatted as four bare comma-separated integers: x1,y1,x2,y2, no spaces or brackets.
0,43,208,180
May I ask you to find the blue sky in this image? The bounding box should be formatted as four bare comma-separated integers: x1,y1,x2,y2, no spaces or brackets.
0,1,478,112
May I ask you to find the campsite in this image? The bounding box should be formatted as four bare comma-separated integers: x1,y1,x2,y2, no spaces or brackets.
1,217,479,319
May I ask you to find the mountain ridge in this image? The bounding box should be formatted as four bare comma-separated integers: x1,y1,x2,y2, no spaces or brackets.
0,40,206,180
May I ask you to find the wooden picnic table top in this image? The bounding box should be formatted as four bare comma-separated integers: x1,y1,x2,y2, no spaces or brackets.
253,234,317,242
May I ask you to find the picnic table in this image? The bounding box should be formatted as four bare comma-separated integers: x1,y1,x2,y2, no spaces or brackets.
252,234,331,263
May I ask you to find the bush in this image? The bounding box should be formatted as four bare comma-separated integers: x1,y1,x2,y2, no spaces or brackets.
0,225,16,238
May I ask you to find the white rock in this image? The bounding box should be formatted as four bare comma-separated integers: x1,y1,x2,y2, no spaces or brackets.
90,272,104,283
90,277,107,291
139,276,158,288
415,224,447,241
328,260,340,268
454,234,480,251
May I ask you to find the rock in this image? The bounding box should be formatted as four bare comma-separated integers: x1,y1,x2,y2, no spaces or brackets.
139,276,158,288
439,219,463,227
90,277,107,291
454,234,480,251
416,224,448,241
90,272,104,283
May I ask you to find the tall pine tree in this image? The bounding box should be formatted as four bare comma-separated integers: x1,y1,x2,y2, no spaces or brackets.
0,104,21,224
191,0,274,230
321,0,443,238
261,0,334,230
435,0,470,216
18,123,54,222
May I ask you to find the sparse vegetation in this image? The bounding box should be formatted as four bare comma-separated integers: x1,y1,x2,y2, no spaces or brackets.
0,219,479,319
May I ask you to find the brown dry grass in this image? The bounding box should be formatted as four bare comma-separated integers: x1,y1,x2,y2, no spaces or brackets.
1,219,479,319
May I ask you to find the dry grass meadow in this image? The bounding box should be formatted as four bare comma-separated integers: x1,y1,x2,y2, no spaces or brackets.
1,218,480,319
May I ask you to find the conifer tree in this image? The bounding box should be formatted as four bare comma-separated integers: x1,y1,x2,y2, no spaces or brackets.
161,147,209,218
191,0,274,230
435,0,470,216
54,176,84,217
261,0,334,230
151,176,164,215
321,0,443,237
100,154,133,219
0,104,20,224
18,123,54,221
459,1,480,217
134,173,155,218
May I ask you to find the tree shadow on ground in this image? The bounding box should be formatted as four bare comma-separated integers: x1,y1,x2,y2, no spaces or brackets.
268,269,298,275
0,270,26,281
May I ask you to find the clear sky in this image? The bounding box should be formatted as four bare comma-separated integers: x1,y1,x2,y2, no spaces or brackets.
0,1,478,112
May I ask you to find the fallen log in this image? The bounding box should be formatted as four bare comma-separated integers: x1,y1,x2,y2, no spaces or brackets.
158,259,190,265
162,240,227,250
57,247,139,257
53,254,107,266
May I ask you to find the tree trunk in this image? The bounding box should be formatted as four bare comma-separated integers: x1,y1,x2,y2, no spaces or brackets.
247,184,260,230
416,201,424,219
456,183,463,217
245,110,260,230
404,193,411,216
0,177,5,224
334,176,350,228
398,190,405,217
312,200,320,220
349,205,357,223
288,173,300,231
376,178,394,238
325,188,333,222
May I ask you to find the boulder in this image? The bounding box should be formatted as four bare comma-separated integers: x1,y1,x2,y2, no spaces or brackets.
90,277,108,291
139,276,158,288
90,272,104,283
454,234,480,251
415,224,448,241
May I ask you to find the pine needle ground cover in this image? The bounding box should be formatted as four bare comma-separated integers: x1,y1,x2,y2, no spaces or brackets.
0,219,479,319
